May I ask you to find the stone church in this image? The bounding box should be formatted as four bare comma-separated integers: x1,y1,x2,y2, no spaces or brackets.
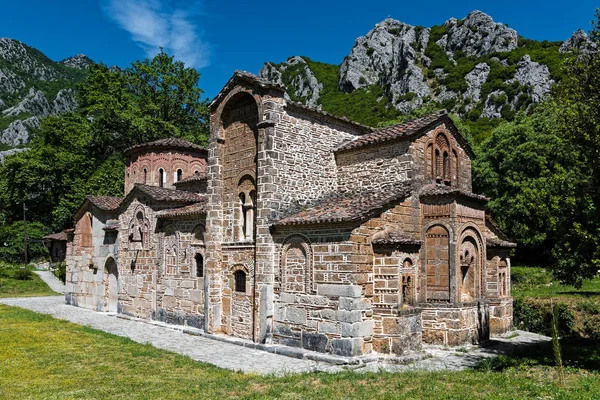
64,71,514,357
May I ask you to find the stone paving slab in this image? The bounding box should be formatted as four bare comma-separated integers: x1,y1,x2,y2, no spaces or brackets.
0,296,551,376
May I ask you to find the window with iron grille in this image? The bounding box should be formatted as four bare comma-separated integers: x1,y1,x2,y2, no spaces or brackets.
234,270,246,293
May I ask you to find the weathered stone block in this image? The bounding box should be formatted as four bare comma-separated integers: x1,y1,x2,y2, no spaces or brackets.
189,290,203,303
286,307,307,324
341,320,373,337
318,321,338,334
302,332,329,353
331,338,363,357
317,284,362,298
338,297,371,311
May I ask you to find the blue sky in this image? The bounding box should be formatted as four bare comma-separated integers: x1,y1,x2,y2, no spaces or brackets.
1,0,598,98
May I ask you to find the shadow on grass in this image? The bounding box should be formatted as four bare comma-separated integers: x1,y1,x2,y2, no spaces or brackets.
556,291,600,297
476,337,600,372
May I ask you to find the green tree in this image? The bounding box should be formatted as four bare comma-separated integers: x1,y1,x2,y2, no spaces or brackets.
544,10,600,285
0,221,50,263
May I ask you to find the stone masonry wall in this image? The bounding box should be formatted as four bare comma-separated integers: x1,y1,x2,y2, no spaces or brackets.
125,148,207,194
410,123,472,191
336,140,412,195
66,206,118,312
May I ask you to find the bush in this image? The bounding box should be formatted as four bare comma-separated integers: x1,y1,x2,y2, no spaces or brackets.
513,299,573,336
13,266,33,281
54,262,66,284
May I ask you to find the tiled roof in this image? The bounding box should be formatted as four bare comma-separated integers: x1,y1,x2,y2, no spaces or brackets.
43,231,68,241
125,137,207,154
132,184,204,203
371,230,423,246
419,184,489,202
157,201,207,218
336,110,448,152
86,195,122,211
173,171,208,185
486,237,517,248
275,182,413,226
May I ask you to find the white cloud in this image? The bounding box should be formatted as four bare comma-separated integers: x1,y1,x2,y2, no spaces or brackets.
103,0,209,68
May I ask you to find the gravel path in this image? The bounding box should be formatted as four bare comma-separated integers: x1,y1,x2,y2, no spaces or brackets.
0,296,550,376
34,270,65,294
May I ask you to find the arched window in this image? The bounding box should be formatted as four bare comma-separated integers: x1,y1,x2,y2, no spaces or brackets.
443,151,449,181
195,253,204,278
238,193,246,241
234,270,246,293
143,169,147,184
158,168,165,188
175,168,183,182
81,212,93,247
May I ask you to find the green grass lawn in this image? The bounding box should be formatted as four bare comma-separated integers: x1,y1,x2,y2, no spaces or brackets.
0,305,599,399
0,265,59,298
512,266,600,299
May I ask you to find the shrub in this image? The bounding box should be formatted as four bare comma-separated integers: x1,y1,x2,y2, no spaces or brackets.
54,262,67,284
513,299,573,336
14,266,33,281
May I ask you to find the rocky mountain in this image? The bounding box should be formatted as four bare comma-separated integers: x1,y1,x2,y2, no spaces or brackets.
0,38,92,150
259,10,592,141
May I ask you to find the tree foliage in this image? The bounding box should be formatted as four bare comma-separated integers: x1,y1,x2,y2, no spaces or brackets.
0,51,209,234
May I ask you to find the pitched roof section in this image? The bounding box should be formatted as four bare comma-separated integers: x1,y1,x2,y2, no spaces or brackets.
419,184,489,202
275,182,413,226
334,110,475,157
129,184,204,203
103,219,119,231
486,237,517,249
125,138,207,155
86,195,122,211
336,110,447,152
43,231,68,241
156,201,207,219
173,171,208,185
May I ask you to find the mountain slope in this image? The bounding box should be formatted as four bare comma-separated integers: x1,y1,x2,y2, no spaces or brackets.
0,38,91,149
259,11,592,142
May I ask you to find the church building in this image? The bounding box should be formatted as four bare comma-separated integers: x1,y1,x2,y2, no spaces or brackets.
64,71,514,357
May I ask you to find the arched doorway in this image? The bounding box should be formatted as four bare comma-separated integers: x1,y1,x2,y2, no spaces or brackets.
105,257,119,313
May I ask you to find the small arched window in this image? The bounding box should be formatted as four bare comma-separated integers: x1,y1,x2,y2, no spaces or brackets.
176,169,183,182
443,152,449,182
158,168,165,188
234,270,246,293
143,169,147,184
195,253,204,278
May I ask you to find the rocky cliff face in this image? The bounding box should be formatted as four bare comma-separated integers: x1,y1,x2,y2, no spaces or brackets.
259,10,584,126
0,38,90,147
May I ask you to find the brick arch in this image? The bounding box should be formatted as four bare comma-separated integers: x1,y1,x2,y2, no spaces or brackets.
279,234,313,294
214,87,264,134
424,224,451,302
458,224,485,301
191,224,205,245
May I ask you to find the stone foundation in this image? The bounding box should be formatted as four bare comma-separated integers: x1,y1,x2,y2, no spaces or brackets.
421,302,489,345
489,297,513,335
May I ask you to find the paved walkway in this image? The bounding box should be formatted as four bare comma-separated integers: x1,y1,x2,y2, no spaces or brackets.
0,296,550,376
34,270,65,294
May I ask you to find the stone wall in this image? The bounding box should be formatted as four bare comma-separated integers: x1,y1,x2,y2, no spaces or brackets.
125,148,207,194
421,303,489,345
65,205,118,312
336,140,412,194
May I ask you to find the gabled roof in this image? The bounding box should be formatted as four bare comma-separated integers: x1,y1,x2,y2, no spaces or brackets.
275,182,413,226
419,183,488,202
43,231,68,241
210,70,286,111
125,137,207,155
173,171,208,185
86,195,123,211
125,184,204,204
74,195,123,220
486,237,517,249
156,201,207,219
335,110,475,158
285,101,374,134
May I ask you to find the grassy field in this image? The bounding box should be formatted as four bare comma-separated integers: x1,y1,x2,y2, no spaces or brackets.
0,264,59,298
511,266,600,299
0,305,599,399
